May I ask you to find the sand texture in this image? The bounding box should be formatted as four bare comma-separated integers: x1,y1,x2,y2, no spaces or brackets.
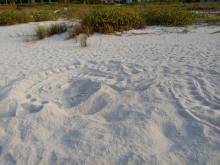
0,22,220,165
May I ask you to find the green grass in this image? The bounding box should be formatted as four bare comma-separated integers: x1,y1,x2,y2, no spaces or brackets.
81,7,145,34
32,11,57,22
183,2,220,11
47,23,68,36
35,23,68,40
0,10,32,25
0,3,219,28
35,26,47,39
203,16,220,24
143,7,197,26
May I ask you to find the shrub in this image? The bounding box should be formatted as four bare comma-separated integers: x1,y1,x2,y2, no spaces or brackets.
204,16,220,24
84,0,102,4
81,7,146,34
35,23,68,40
143,7,197,26
65,6,93,20
0,10,32,25
33,11,56,22
183,3,220,11
47,23,68,36
35,26,47,39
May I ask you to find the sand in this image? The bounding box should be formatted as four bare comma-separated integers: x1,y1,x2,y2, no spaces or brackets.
0,22,220,165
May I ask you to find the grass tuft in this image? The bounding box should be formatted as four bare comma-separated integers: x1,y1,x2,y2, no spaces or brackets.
81,7,145,34
33,11,56,22
35,23,68,40
47,23,68,36
143,7,197,26
0,10,32,25
35,26,47,40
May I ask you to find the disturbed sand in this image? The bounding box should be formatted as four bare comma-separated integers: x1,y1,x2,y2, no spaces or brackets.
0,22,220,164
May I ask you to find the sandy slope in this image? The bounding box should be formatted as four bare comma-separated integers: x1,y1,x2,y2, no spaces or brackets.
0,22,220,165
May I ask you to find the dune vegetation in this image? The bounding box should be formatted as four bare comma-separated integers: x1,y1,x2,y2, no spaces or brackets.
35,23,68,39
1,3,219,33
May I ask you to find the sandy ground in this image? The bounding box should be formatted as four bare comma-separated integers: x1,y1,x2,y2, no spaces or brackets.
0,22,220,165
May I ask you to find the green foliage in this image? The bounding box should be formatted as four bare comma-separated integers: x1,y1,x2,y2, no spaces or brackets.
1,3,218,28
35,26,47,40
183,3,220,11
47,23,68,36
203,16,220,24
143,7,197,26
35,23,68,40
83,0,102,4
0,10,32,25
81,7,145,34
65,6,93,20
33,11,56,22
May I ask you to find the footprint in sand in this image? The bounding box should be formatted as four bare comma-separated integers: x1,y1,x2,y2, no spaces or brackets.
20,103,44,114
62,78,101,108
88,96,108,115
0,80,18,118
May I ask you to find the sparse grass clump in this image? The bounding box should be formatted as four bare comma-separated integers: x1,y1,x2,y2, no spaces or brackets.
203,16,220,24
35,23,68,40
81,7,145,34
0,10,32,25
35,26,47,39
33,11,56,22
143,7,197,26
47,23,68,36
183,3,220,11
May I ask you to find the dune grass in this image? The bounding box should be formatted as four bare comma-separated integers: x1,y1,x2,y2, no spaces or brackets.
0,10,32,25
0,3,219,28
143,7,197,26
47,23,68,36
32,11,57,22
35,26,47,39
81,7,145,34
35,23,68,40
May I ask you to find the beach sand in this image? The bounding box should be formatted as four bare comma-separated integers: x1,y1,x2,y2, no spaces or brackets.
0,22,220,164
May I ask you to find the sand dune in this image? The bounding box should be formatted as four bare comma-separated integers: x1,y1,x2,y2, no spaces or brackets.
0,22,220,164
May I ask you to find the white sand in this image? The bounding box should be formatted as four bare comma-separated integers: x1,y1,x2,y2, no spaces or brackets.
0,22,220,165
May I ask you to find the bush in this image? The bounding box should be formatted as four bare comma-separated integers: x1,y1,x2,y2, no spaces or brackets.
47,23,68,36
84,0,102,4
35,23,68,40
183,3,220,11
33,11,56,22
203,16,220,24
0,10,32,25
81,7,146,34
143,7,197,26
35,26,47,39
